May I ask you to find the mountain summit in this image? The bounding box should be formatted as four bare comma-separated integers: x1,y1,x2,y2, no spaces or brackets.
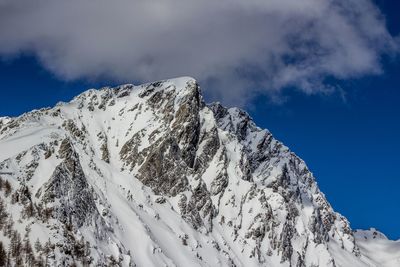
0,77,398,266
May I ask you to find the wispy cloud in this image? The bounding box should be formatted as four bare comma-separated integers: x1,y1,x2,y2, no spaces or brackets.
0,0,397,105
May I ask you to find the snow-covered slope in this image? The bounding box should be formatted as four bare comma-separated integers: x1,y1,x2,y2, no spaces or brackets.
0,77,398,266
354,229,400,267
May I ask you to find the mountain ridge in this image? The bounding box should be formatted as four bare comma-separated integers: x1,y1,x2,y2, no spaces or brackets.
0,77,398,266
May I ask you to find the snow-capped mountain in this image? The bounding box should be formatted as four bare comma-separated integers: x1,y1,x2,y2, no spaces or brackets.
0,77,398,266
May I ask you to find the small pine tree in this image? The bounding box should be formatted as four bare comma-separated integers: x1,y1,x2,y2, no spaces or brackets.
22,186,31,202
15,254,23,267
43,239,52,255
34,239,42,254
34,256,45,267
3,215,14,238
6,250,11,267
35,203,43,218
73,237,85,259
11,191,19,204
0,198,8,230
0,241,7,267
9,230,22,258
23,237,35,266
42,207,53,222
22,201,35,218
43,239,53,266
3,180,11,197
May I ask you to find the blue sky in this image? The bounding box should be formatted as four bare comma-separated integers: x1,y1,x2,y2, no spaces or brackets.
0,0,399,239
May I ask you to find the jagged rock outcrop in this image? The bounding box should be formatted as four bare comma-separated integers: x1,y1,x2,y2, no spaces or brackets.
39,139,100,228
138,136,189,196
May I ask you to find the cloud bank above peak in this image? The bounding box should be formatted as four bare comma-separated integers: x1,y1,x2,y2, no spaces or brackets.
0,0,398,105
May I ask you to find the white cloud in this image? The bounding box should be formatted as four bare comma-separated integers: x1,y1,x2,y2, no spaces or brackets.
0,0,397,105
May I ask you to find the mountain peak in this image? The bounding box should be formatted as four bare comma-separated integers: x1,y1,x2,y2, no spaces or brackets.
0,78,398,266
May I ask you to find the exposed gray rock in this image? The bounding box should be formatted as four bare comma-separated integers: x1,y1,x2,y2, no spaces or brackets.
41,139,100,229
138,136,189,196
181,181,215,231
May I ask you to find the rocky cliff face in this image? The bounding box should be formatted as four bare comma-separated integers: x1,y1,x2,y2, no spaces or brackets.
0,77,398,266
